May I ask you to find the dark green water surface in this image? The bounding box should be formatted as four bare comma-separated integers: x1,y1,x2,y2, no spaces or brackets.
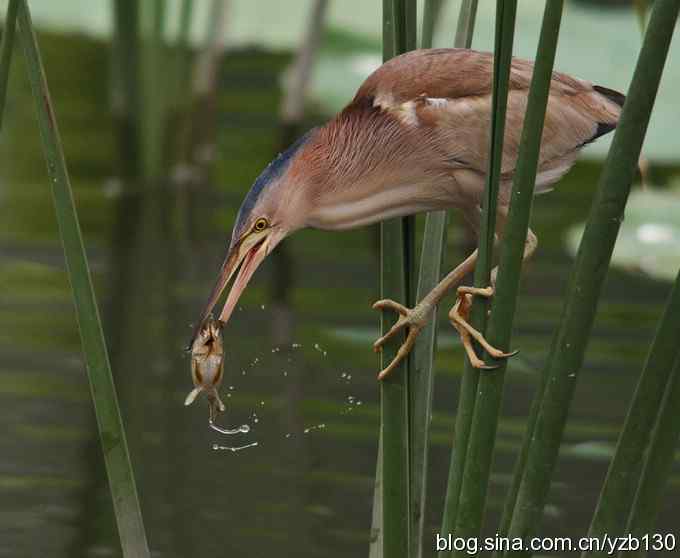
0,32,678,558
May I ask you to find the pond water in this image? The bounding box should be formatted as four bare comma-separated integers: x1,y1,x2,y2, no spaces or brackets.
0,32,678,558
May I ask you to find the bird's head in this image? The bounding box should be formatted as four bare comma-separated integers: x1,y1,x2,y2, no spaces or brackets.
190,130,317,344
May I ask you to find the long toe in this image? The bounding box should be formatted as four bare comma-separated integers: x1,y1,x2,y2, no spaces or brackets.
372,299,409,315
373,317,407,352
377,326,420,380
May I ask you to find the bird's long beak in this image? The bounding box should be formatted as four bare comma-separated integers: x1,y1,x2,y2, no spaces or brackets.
189,233,271,347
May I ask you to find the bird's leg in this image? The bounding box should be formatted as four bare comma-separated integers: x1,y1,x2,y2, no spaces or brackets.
448,229,538,368
373,250,478,379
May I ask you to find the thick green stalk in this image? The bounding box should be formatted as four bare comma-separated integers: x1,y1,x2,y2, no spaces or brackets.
624,354,680,554
15,2,150,557
583,269,680,556
453,0,477,49
379,2,417,557
450,4,517,552
438,0,488,542
0,0,18,130
421,0,445,48
489,1,564,542
411,2,478,556
506,1,679,551
408,2,446,556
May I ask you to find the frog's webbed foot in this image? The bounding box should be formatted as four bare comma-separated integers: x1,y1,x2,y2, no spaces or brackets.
207,392,226,422
184,386,203,407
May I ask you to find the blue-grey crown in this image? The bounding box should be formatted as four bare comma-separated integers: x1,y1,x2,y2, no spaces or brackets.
231,129,316,243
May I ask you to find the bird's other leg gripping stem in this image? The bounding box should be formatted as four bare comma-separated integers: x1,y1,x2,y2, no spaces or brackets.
449,286,518,369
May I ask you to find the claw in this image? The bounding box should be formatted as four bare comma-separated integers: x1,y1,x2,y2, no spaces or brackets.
373,315,408,352
450,285,518,370
372,297,430,380
377,326,420,380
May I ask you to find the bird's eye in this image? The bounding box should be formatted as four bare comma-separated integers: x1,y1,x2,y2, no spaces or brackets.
253,217,269,232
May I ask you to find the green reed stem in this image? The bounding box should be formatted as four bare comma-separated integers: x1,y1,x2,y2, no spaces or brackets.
421,0,444,48
624,353,680,556
489,2,564,543
379,2,417,556
14,2,150,557
408,4,448,556
583,269,680,557
453,0,477,49
0,0,18,130
449,4,516,553
410,2,479,556
505,1,679,552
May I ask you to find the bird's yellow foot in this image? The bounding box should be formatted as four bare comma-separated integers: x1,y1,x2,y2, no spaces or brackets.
372,299,431,380
449,286,518,369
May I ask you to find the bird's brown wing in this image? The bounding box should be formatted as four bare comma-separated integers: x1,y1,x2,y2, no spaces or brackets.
354,49,622,191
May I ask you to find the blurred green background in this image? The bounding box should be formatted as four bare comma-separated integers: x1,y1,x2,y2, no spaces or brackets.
0,1,679,557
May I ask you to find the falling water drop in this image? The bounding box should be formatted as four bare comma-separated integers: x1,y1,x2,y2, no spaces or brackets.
212,442,259,452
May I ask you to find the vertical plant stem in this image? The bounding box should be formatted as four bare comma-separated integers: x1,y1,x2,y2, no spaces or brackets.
505,1,679,552
0,0,18,130
624,354,680,555
490,1,564,541
583,269,680,556
437,0,479,542
369,437,384,558
15,1,150,557
453,0,477,49
408,3,444,556
379,2,416,557
421,0,445,48
450,4,517,553
410,2,478,556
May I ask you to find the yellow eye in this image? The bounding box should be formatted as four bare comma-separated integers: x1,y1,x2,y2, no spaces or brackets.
253,218,268,232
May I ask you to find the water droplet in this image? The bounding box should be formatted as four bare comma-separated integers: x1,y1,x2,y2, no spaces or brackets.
285,433,291,438
303,423,327,434
253,418,259,423
260,400,265,406
292,343,302,349
212,441,259,452
260,304,266,310
283,371,288,377
229,385,235,390
356,400,362,406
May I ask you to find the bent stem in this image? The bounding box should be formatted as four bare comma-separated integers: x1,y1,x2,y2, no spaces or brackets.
15,1,150,556
583,268,680,557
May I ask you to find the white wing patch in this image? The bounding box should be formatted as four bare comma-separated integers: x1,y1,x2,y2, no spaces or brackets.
385,96,453,127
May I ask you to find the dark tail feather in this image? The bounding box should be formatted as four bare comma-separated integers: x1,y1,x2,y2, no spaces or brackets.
593,84,626,108
579,85,626,148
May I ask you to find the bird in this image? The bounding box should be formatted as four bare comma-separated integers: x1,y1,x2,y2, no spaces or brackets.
191,48,624,379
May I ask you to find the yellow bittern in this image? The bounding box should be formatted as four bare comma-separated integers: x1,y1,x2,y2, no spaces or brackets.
192,48,624,378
